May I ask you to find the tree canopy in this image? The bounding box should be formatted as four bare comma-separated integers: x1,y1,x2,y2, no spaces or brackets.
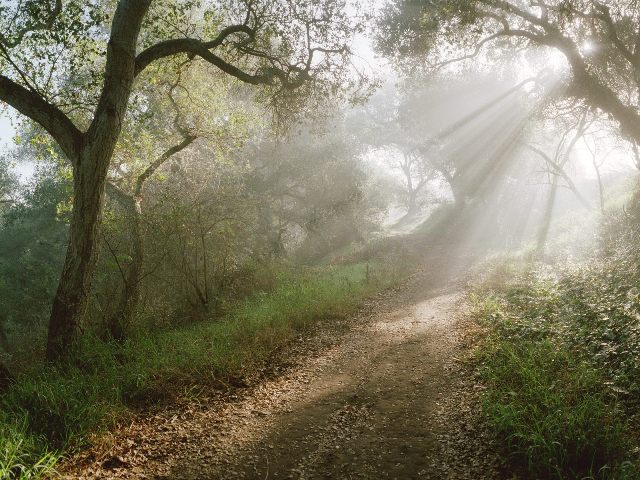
378,0,640,145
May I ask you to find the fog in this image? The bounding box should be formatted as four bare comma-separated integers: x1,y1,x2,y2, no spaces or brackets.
348,67,635,271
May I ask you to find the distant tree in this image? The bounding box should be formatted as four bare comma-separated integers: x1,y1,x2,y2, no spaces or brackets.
0,165,70,357
395,150,436,215
355,83,436,215
247,124,381,263
104,107,196,339
525,108,592,251
583,122,618,215
103,62,253,337
0,0,362,360
144,151,256,317
402,78,535,208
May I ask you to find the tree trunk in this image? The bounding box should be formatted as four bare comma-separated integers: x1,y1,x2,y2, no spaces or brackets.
558,41,640,145
407,190,418,215
596,172,605,215
592,159,605,215
537,177,559,253
47,152,112,359
106,191,144,341
46,0,151,361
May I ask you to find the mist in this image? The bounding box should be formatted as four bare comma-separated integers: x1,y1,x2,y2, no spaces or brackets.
2,1,640,478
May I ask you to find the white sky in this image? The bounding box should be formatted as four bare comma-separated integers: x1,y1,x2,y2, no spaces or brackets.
0,114,13,145
0,113,35,180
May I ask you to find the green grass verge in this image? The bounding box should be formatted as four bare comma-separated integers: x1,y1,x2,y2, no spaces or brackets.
470,266,640,479
0,261,406,479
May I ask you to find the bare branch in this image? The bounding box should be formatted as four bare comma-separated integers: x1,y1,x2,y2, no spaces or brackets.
136,36,301,88
100,230,128,286
135,135,196,196
135,24,255,76
525,143,591,209
432,25,546,71
0,43,42,96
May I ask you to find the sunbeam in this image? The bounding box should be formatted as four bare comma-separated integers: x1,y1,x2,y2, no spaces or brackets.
3,1,640,477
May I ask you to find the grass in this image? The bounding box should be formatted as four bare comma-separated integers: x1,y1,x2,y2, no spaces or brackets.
470,264,640,479
0,413,59,479
0,260,408,479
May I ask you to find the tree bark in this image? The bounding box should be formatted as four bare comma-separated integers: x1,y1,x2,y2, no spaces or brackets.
46,0,152,361
104,185,144,340
47,160,110,358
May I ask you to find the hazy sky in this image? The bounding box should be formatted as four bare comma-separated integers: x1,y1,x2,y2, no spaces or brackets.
0,113,13,144
0,112,35,180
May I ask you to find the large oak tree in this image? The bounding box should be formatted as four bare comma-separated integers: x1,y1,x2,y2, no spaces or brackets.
0,0,360,360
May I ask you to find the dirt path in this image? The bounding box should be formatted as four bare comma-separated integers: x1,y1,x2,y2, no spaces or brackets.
63,268,503,479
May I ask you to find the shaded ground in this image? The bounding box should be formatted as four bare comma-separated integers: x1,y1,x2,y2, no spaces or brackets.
61,264,504,479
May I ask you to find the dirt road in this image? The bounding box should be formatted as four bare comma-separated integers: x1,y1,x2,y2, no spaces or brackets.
63,268,503,479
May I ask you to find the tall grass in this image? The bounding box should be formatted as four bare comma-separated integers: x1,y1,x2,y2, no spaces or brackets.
0,261,405,479
471,281,639,479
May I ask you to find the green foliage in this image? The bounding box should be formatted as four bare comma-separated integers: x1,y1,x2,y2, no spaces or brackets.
375,0,479,67
0,0,109,112
0,260,407,478
471,263,640,479
0,166,70,364
2,0,369,134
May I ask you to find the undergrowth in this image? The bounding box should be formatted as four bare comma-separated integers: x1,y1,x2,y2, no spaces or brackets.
471,261,640,479
0,260,408,479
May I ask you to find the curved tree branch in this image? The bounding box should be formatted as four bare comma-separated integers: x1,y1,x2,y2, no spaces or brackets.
432,19,546,71
0,74,82,161
135,135,196,197
134,24,255,76
136,36,297,87
525,143,591,210
463,2,640,145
